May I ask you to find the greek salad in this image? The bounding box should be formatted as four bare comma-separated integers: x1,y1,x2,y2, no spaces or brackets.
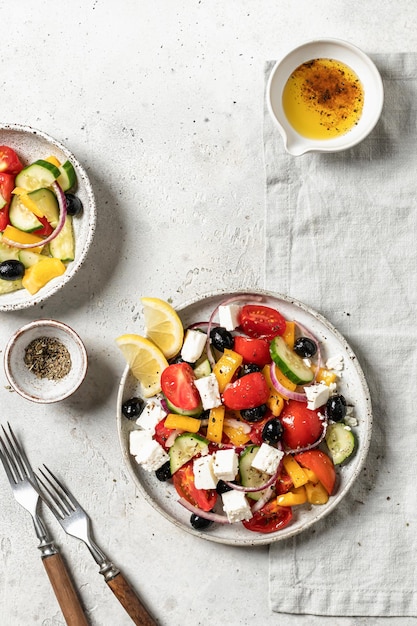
123,296,357,535
0,145,83,296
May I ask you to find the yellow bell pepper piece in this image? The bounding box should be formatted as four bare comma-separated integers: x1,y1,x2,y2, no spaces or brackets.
282,455,310,488
206,405,225,443
164,413,201,433
22,257,66,295
262,365,285,416
19,193,45,218
282,321,295,349
212,349,243,393
45,156,61,167
305,481,329,505
12,187,28,195
314,366,338,385
303,468,319,483
2,225,44,254
276,485,307,506
222,414,251,446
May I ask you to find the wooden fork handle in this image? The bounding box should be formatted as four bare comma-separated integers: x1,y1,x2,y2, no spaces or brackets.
107,571,157,625
42,552,89,626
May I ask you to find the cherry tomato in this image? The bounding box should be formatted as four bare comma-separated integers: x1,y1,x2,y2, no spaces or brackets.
249,413,272,445
242,499,292,533
34,216,54,237
222,372,270,411
0,172,15,232
154,418,176,450
279,400,324,450
0,146,23,175
161,362,201,411
294,450,336,495
172,460,217,512
239,305,286,340
233,336,271,367
275,470,294,495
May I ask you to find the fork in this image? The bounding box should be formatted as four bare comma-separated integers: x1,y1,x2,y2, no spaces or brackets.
0,424,88,626
37,465,157,626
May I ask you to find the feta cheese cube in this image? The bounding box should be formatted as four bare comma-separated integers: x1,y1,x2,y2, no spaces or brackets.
193,455,218,489
194,373,222,410
181,329,207,363
251,443,284,475
218,304,241,331
212,448,238,481
129,430,169,471
325,354,344,371
136,400,165,434
221,489,253,523
304,382,331,410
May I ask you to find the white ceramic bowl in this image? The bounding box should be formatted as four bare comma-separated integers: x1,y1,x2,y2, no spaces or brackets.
0,124,96,311
267,39,384,156
4,319,88,403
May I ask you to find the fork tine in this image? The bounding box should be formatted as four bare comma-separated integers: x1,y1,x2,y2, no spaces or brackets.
0,439,17,484
38,465,80,517
5,422,36,482
0,428,22,484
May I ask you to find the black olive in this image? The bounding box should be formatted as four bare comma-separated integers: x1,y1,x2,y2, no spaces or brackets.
325,394,347,422
0,260,25,281
240,404,267,423
155,461,171,482
190,513,213,530
239,363,261,377
170,354,185,364
216,479,236,495
121,397,144,420
65,193,83,216
209,327,234,352
293,337,317,358
262,419,284,445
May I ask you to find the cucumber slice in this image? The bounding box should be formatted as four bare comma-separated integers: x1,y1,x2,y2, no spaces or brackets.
270,336,314,385
164,396,202,417
169,433,209,474
28,188,59,227
0,277,22,294
0,192,6,209
325,422,355,464
15,160,61,192
193,357,211,379
49,215,74,262
239,444,271,501
0,238,20,262
57,160,77,192
9,195,42,232
18,249,44,268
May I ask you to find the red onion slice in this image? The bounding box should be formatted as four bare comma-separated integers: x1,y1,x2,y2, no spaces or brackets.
177,498,230,524
252,485,274,512
284,419,329,454
224,465,280,493
3,181,67,249
269,363,307,402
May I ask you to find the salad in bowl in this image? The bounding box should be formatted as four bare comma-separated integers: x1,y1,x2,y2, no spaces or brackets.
116,291,372,546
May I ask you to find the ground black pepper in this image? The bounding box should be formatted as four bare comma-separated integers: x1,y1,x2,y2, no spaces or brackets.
24,336,72,380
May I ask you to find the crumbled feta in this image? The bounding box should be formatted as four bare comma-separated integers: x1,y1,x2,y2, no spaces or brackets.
221,489,253,523
251,443,284,475
213,449,238,481
218,304,241,331
344,405,358,427
304,382,331,410
136,400,165,434
181,329,207,363
194,373,222,410
129,430,169,471
325,354,344,371
193,455,218,489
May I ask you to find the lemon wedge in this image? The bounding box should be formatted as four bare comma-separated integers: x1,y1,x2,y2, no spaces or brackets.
115,334,169,397
141,297,184,359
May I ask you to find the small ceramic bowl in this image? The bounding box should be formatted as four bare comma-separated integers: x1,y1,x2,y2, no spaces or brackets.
4,319,88,403
0,123,96,311
267,38,384,156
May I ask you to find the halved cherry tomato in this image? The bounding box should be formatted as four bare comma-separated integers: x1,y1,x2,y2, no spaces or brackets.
0,172,15,232
0,146,23,175
239,305,286,340
172,460,217,512
222,371,270,410
248,413,272,445
242,499,292,533
275,469,294,495
154,418,175,450
294,450,336,495
161,362,201,411
233,336,271,367
279,400,324,450
34,216,54,237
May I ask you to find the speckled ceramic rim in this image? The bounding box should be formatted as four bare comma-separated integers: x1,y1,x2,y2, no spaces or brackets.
4,319,88,403
0,123,96,311
117,289,373,547
266,38,384,155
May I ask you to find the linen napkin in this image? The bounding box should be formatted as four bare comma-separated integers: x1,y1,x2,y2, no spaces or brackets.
265,54,417,617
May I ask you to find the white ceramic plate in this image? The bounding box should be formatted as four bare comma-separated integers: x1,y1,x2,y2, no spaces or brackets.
116,290,372,546
0,123,96,311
